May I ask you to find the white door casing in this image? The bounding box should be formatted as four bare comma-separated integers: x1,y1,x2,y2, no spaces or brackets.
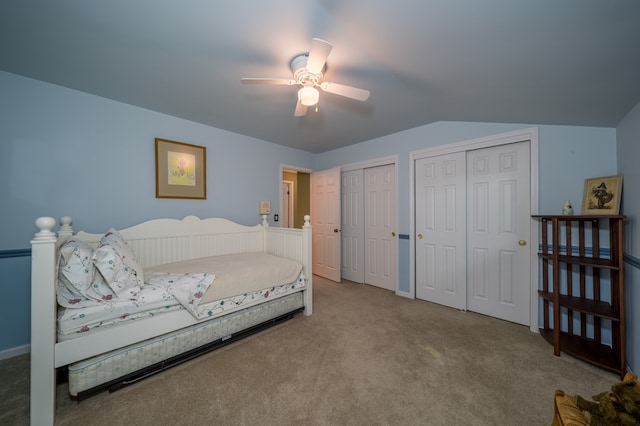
414,152,467,309
312,168,341,282
341,169,365,283
364,164,397,291
466,142,530,325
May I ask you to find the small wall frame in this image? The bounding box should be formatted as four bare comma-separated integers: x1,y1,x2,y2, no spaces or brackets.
581,174,622,215
155,138,206,199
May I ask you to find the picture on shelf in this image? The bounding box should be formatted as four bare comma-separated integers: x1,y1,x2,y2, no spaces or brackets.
581,174,622,215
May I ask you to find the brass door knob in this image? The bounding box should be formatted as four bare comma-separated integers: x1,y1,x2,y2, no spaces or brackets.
518,240,527,246
391,232,396,237
417,234,423,239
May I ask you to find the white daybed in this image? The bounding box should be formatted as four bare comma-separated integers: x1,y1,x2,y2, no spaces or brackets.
30,214,312,425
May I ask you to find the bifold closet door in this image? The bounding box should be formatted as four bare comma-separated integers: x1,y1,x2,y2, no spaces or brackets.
414,152,467,310
466,142,530,325
414,141,531,325
341,169,365,283
364,164,396,291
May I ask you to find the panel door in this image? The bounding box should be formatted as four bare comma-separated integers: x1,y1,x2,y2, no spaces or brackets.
364,164,397,291
341,169,364,283
311,168,341,282
415,152,467,309
466,142,530,325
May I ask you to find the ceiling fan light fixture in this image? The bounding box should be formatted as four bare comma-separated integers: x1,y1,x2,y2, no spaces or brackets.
298,86,319,106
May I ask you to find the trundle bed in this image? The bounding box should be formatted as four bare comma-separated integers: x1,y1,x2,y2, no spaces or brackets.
30,214,312,425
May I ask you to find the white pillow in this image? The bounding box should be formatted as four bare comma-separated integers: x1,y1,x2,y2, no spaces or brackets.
92,229,144,299
57,238,112,307
85,274,118,302
58,238,95,299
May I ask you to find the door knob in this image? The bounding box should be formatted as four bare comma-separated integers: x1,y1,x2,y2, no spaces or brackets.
518,240,527,246
391,232,396,237
334,228,339,233
417,234,423,239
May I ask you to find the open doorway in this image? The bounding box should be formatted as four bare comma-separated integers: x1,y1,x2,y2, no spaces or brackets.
281,168,311,229
282,180,295,228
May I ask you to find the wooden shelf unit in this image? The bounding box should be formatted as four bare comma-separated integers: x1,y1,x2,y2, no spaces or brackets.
533,215,626,378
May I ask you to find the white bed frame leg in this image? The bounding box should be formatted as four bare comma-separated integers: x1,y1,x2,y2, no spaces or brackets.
30,217,60,426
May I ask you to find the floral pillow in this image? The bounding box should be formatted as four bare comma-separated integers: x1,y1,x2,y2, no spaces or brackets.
92,229,144,300
58,238,95,299
85,274,118,303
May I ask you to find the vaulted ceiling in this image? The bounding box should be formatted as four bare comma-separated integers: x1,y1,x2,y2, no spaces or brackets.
1,1,639,153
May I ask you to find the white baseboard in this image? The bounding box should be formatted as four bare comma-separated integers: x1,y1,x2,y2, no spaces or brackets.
395,289,413,299
0,344,30,360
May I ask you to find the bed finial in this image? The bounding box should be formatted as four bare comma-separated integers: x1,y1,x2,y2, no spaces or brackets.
33,217,57,241
58,216,73,237
303,215,311,228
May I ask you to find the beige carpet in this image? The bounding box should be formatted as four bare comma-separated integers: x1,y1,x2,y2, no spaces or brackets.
1,276,619,425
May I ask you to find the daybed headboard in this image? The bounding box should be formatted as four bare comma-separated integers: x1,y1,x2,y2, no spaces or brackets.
73,215,268,268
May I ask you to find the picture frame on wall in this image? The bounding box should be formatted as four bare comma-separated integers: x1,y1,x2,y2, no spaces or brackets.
155,138,206,199
581,174,623,215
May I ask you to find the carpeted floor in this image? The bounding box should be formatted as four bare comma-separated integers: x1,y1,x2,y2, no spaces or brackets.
0,276,619,425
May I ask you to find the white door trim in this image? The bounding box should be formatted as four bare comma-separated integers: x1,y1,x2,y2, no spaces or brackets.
410,127,539,332
341,155,399,172
279,164,314,228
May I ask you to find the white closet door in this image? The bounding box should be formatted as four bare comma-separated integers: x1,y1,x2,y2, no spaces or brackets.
466,142,530,325
311,168,341,282
364,164,397,291
341,169,364,283
415,152,467,309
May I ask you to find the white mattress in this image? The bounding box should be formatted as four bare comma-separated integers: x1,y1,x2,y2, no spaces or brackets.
146,252,303,303
57,252,304,340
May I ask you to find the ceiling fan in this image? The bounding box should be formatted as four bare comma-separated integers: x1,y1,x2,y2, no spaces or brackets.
241,38,370,117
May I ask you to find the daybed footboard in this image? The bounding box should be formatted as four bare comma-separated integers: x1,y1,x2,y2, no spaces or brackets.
264,215,313,315
30,215,312,425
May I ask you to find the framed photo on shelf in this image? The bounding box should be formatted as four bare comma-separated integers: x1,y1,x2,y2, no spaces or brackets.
155,138,206,199
581,174,622,215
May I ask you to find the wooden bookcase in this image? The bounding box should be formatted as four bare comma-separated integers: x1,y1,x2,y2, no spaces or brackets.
533,215,626,378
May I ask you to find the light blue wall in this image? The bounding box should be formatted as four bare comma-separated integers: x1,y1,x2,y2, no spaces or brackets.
1,68,635,375
617,100,640,374
0,71,314,249
316,122,617,230
0,255,30,351
0,71,314,354
315,122,618,295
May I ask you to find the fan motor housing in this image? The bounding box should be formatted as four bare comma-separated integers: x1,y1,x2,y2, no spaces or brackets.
290,53,324,85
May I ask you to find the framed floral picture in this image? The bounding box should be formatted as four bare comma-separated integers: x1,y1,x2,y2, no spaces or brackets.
155,138,206,199
581,174,622,215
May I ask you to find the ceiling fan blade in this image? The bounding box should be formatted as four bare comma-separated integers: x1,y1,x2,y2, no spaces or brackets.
306,38,333,75
319,82,370,101
241,78,296,85
294,99,308,117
